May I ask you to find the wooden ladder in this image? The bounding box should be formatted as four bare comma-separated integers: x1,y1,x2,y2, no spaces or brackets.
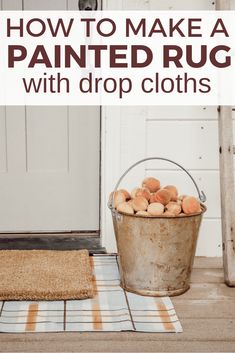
217,0,235,286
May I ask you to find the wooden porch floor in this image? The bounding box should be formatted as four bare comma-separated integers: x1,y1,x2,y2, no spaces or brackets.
1,257,235,353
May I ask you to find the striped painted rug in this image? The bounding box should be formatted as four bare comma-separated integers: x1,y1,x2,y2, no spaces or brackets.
0,255,182,333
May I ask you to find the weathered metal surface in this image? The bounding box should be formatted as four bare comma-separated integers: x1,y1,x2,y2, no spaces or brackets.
111,205,206,297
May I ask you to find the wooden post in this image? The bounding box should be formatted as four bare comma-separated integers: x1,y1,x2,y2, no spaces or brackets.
218,108,235,286
216,0,235,286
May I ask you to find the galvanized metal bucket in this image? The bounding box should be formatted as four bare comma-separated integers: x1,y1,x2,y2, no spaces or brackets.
109,157,207,297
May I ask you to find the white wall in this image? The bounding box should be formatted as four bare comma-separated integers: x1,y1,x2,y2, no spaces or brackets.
101,0,228,257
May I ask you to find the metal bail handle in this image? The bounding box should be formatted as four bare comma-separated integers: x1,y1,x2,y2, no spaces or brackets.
109,157,206,210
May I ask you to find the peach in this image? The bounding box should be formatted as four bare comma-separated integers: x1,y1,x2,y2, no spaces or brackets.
178,195,187,201
131,187,151,201
176,199,182,206
142,177,160,193
147,203,164,216
127,199,133,206
109,191,126,208
182,196,201,215
149,193,156,203
163,211,175,217
132,196,148,212
131,187,139,199
165,202,182,216
117,202,134,215
119,189,131,200
164,185,178,201
136,211,150,216
154,189,171,206
109,191,115,203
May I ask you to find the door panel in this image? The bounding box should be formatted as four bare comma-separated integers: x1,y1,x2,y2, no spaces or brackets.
0,0,100,232
26,107,69,172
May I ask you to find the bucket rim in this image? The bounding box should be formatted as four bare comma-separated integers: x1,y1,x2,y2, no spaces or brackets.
109,203,207,219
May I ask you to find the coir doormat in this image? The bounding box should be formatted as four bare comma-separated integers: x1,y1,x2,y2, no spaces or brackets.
0,255,182,333
0,249,94,301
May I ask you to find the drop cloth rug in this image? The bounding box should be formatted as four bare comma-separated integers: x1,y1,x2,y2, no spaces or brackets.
0,255,182,333
0,250,94,301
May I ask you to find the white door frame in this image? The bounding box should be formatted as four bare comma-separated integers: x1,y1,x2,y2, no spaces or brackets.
100,107,146,252
99,1,123,252
100,107,121,252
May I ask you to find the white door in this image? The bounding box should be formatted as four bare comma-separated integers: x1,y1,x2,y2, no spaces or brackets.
0,0,100,232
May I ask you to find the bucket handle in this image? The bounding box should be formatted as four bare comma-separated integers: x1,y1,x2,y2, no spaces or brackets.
109,157,206,209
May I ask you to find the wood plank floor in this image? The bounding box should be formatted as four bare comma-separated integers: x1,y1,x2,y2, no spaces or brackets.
1,257,235,353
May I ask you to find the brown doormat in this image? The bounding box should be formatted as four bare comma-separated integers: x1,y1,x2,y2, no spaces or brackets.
0,249,94,301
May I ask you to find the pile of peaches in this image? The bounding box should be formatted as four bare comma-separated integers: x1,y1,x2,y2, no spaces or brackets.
110,177,202,217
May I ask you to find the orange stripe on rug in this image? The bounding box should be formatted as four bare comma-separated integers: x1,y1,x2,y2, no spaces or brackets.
25,303,39,332
156,300,175,331
90,257,103,330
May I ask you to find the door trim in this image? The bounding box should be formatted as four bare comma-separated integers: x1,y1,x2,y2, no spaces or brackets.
100,107,121,253
100,107,146,253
